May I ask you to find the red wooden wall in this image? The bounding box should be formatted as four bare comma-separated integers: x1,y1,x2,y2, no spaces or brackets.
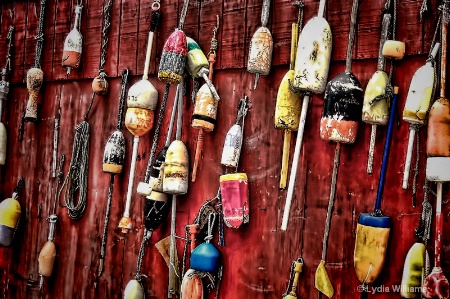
0,0,449,298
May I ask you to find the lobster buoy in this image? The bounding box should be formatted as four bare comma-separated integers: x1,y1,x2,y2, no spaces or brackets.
92,73,109,96
320,72,363,144
62,4,83,75
0,196,21,247
426,98,450,158
382,40,405,60
192,84,218,132
186,37,209,78
158,29,188,84
123,279,144,299
25,67,44,121
127,79,158,110
38,241,56,277
221,124,243,168
103,130,126,174
124,108,154,137
163,140,189,195
190,242,220,273
220,173,249,228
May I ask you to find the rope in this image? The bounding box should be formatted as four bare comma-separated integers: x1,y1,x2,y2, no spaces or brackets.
321,143,340,261
261,0,271,27
143,83,170,183
4,26,14,72
99,0,113,74
135,229,152,280
116,69,129,130
34,0,47,69
51,155,65,214
345,0,359,73
59,119,91,220
99,175,114,265
178,0,190,31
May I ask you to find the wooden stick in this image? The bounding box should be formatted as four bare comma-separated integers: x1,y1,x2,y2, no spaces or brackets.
191,129,203,182
281,94,309,230
280,130,292,189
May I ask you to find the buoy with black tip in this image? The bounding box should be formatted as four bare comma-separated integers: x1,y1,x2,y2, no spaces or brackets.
62,3,83,75
247,0,273,90
98,69,129,278
0,178,24,247
315,1,362,297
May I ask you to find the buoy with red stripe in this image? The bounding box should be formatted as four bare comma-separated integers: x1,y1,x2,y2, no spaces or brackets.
62,3,83,75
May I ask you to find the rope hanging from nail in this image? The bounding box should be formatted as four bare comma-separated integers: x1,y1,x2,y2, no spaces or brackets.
4,26,14,72
99,0,113,77
34,0,47,69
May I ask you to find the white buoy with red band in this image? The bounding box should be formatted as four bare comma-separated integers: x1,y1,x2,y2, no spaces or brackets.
220,173,249,228
281,0,332,231
0,178,24,247
0,26,13,166
402,43,440,189
62,2,83,75
247,0,273,90
422,6,450,296
25,0,46,122
275,2,303,189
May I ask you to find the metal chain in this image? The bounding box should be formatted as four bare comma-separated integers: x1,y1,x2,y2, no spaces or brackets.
99,0,113,74
143,83,170,183
58,120,90,220
116,69,129,130
4,26,14,72
34,0,47,69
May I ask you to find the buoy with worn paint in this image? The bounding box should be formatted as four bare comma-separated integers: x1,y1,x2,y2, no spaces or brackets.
247,0,273,89
38,241,56,277
426,98,450,158
103,130,126,174
192,84,218,132
0,68,8,164
402,43,440,189
220,173,249,228
124,108,154,137
163,140,189,195
158,29,188,84
382,40,405,60
62,4,83,75
25,68,44,121
221,124,243,168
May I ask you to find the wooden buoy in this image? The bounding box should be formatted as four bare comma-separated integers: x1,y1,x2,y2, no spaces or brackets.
354,87,399,288
275,3,303,189
247,0,273,89
402,43,440,189
283,258,304,299
124,279,145,299
38,241,56,277
0,27,13,166
426,98,450,157
103,130,126,174
25,0,46,122
382,40,405,60
124,108,154,137
0,197,21,247
163,140,189,195
192,84,218,132
92,73,109,96
62,4,83,75
400,242,426,298
158,29,188,84
281,0,332,231
220,173,249,228
0,178,24,247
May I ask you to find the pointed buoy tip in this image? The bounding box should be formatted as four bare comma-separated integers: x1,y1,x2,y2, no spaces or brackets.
253,74,260,90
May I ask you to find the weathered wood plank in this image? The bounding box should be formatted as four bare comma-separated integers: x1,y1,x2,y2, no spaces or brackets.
82,0,104,79
117,0,139,74
198,0,224,70
10,2,27,83
221,0,247,68
40,0,57,82
105,0,122,78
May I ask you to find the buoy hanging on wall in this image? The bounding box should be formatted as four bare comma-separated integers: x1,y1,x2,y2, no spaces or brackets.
62,3,83,75
0,178,24,247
